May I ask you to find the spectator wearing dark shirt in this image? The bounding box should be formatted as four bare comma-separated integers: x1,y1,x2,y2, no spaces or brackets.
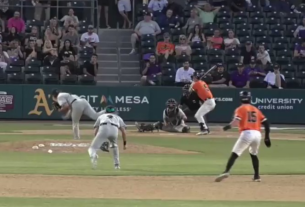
141,54,162,86
3,27,22,46
273,0,291,13
157,9,180,29
82,54,98,80
293,40,305,58
229,63,250,88
165,0,184,17
25,26,43,48
230,0,247,12
59,51,75,80
240,41,256,65
59,39,77,61
43,49,61,73
25,40,42,64
209,63,229,87
246,60,266,77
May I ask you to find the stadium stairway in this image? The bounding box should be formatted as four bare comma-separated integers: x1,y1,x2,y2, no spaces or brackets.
96,29,140,86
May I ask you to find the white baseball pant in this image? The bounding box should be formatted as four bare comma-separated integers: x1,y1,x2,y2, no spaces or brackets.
232,130,262,156
194,98,216,128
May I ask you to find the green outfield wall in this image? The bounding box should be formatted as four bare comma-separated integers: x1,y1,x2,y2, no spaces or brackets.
0,85,304,124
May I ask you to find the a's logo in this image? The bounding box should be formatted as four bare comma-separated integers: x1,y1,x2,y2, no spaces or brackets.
100,95,114,105
28,89,53,116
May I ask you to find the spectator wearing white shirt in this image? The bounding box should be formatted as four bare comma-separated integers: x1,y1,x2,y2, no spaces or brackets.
264,64,285,89
257,45,271,66
175,61,195,86
148,0,168,17
60,9,79,30
294,17,305,39
80,25,99,50
224,30,240,50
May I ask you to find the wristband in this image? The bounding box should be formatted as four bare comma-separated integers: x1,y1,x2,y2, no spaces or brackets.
123,141,127,146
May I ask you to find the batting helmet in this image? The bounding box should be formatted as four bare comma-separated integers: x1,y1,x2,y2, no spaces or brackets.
240,91,251,103
192,71,202,80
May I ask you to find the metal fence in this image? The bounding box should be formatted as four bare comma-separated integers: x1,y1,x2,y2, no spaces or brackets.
6,0,98,29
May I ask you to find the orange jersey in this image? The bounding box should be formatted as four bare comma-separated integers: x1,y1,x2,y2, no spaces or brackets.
192,80,213,101
234,104,266,132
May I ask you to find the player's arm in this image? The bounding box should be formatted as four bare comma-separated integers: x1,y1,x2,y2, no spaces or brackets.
178,108,187,121
223,109,240,131
261,115,271,148
119,118,127,150
57,96,70,113
163,109,169,126
93,117,100,136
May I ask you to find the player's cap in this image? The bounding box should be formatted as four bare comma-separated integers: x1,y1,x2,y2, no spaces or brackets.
239,91,251,103
51,88,61,97
250,60,256,64
105,105,116,113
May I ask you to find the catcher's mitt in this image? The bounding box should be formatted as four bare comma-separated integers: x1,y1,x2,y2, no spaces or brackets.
100,142,110,152
52,102,61,110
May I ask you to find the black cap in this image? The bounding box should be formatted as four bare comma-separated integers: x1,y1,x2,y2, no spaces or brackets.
274,64,280,69
237,63,244,67
144,11,152,16
250,60,256,64
246,41,252,45
217,63,223,67
51,89,61,98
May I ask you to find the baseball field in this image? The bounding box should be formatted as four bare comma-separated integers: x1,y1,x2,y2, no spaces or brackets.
0,121,304,207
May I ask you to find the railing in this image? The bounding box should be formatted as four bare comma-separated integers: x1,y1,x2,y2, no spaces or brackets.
7,0,98,30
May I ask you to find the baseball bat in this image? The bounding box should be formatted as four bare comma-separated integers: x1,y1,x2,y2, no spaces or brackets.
189,65,217,92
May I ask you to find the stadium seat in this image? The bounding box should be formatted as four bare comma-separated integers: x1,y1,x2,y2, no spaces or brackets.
176,54,190,63
225,48,240,56
41,66,58,74
249,17,264,25
204,23,218,30
7,73,24,84
286,78,301,89
28,19,44,27
263,5,274,12
253,23,268,31
207,48,223,56
191,55,207,63
141,47,155,54
274,36,289,44
79,47,94,54
216,17,230,24
239,36,254,45
281,18,296,26
27,58,41,67
61,74,78,85
227,63,238,72
25,73,43,84
266,11,281,19
162,75,175,86
162,67,176,76
270,24,285,32
282,70,295,78
225,56,239,64
256,36,272,44
285,12,299,20
296,71,305,79
276,56,291,65
247,5,261,12
141,34,155,41
192,48,205,55
268,30,282,38
0,70,6,84
282,64,296,72
219,22,234,30
273,43,288,51
10,59,24,67
78,74,96,85
265,17,279,25
43,73,60,84
193,62,208,71
234,11,248,18
252,29,266,38
217,10,231,18
204,28,214,37
141,40,155,48
250,77,266,88
5,66,22,74
277,49,292,57
293,57,305,65
233,17,247,24
161,62,175,70
208,55,223,64
24,66,40,74
250,11,264,19
235,29,250,37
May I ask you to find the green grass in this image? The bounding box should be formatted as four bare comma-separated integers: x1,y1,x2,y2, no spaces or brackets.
0,198,304,207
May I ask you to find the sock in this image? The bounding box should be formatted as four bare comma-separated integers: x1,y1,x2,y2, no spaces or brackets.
199,123,204,131
224,152,239,173
112,145,120,166
250,154,259,178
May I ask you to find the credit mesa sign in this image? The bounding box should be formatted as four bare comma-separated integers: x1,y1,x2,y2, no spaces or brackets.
251,98,303,110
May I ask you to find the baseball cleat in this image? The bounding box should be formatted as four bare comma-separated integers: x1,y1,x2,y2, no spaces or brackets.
114,164,120,170
253,176,261,182
215,173,230,182
196,129,210,135
91,155,98,169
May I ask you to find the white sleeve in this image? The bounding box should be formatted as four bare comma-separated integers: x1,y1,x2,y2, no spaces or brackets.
235,38,240,44
80,33,86,42
175,68,181,82
118,117,126,129
93,117,100,128
163,109,167,121
94,33,100,43
3,51,9,59
57,95,66,106
295,26,300,35
264,73,269,82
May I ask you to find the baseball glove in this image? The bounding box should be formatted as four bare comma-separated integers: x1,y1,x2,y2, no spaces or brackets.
52,102,61,110
100,142,110,152
264,137,271,148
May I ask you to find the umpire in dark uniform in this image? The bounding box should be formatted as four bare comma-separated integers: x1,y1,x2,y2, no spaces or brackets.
179,84,201,113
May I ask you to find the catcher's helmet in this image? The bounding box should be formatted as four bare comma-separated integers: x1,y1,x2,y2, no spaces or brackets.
105,105,116,113
51,88,61,98
166,98,177,108
240,91,251,103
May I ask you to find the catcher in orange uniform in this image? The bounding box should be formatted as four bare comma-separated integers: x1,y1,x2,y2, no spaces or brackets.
215,91,271,182
190,71,216,135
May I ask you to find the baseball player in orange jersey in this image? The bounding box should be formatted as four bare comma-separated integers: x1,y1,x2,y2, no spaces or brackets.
215,91,271,182
191,72,216,135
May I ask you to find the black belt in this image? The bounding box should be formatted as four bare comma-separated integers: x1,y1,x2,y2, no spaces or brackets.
100,123,118,128
71,99,77,105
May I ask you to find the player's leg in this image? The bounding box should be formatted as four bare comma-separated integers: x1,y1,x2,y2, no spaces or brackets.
215,131,251,182
249,131,262,181
108,127,120,169
88,128,108,169
195,99,216,135
82,99,104,120
162,125,177,133
174,121,190,133
71,101,85,139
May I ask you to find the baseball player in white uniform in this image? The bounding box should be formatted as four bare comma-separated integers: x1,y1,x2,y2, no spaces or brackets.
51,89,106,140
88,105,127,169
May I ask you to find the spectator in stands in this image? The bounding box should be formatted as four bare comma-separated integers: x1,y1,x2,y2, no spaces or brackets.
294,17,305,38
257,45,271,66
240,41,256,65
194,3,220,24
166,0,184,17
0,43,9,70
183,9,202,34
175,60,195,86
117,0,132,29
80,25,100,50
25,26,42,47
25,41,42,64
7,39,23,60
59,51,74,79
156,32,174,63
130,12,161,54
59,40,77,61
42,39,55,59
47,18,62,47
224,30,240,50
3,27,22,46
61,25,79,48
246,60,266,77
141,54,162,85
7,11,25,33
32,0,51,21
82,54,98,80
43,49,60,69
187,24,206,45
293,40,305,58
61,9,79,30
207,29,223,49
175,34,192,56
98,0,111,28
229,63,250,88
209,63,229,87
230,0,247,12
0,0,11,20
0,17,5,33
157,9,180,29
148,0,168,17
264,64,285,89
272,0,299,13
